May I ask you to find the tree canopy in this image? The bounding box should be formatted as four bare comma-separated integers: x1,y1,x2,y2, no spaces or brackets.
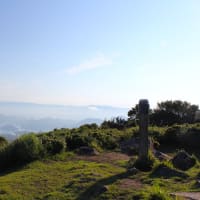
128,100,199,126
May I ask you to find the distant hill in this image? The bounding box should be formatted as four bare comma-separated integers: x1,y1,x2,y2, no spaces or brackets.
0,102,128,120
0,102,128,139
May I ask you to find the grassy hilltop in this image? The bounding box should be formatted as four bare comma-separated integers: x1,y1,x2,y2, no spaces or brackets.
0,123,200,199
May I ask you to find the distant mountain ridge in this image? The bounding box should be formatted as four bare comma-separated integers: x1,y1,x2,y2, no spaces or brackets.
0,101,128,120
0,101,129,139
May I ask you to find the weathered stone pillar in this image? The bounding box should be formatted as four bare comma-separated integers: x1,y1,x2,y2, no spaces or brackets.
138,99,149,160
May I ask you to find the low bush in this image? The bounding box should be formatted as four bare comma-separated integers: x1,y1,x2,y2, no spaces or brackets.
0,136,8,150
148,185,172,200
152,162,187,178
66,133,92,150
0,134,43,170
92,131,119,150
158,124,200,150
41,136,66,155
159,126,180,145
179,127,200,149
10,134,42,163
128,152,157,172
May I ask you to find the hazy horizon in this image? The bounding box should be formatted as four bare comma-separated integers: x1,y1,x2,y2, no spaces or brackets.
1,1,200,108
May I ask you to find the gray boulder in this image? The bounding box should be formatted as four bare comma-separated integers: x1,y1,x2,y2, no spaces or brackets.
172,150,196,171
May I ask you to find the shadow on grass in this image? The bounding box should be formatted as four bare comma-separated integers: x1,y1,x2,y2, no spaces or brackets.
77,171,130,200
159,145,200,160
150,164,188,179
0,162,33,177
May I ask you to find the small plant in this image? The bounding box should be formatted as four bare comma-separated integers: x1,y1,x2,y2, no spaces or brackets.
129,151,157,172
151,161,187,179
0,136,8,150
149,185,172,200
42,137,66,155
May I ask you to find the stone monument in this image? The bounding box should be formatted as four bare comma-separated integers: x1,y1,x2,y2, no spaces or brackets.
138,99,149,161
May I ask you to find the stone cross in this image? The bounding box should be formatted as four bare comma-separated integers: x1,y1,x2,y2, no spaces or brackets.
138,99,149,160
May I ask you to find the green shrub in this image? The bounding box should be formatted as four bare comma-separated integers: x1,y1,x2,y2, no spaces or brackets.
0,134,43,170
179,127,200,149
0,136,8,150
160,126,180,145
79,123,98,129
151,161,187,178
11,134,42,163
66,133,92,150
42,137,65,155
129,152,157,172
148,185,172,200
92,131,119,150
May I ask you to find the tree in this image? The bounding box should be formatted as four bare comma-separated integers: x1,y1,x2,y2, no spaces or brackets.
0,136,8,150
150,100,198,126
127,104,139,127
101,117,127,130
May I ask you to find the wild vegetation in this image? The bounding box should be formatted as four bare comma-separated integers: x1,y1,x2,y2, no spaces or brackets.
0,100,200,199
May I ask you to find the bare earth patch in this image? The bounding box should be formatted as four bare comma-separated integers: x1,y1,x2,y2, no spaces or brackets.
172,192,200,200
119,178,142,189
77,152,130,164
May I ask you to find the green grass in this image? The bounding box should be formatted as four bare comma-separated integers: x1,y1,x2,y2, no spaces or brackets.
0,152,126,200
0,151,199,200
1,124,200,199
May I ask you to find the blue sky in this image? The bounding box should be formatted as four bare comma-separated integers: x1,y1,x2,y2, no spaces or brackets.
0,0,200,108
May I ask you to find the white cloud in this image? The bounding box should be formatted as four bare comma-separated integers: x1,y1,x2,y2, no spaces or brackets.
66,53,113,74
88,106,99,111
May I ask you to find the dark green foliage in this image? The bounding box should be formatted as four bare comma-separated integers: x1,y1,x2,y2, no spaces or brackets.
0,134,43,170
10,134,42,163
128,100,198,127
101,117,127,130
128,152,156,172
158,124,200,150
150,100,198,126
178,127,200,149
91,131,119,149
1,121,200,174
149,190,172,200
127,104,139,127
42,136,65,155
128,104,138,120
147,185,173,200
134,157,155,172
152,162,187,178
66,133,92,150
0,136,8,150
150,110,180,126
79,123,98,129
149,193,169,200
159,126,179,145
66,129,120,151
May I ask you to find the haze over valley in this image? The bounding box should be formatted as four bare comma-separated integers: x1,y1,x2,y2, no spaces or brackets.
0,101,128,139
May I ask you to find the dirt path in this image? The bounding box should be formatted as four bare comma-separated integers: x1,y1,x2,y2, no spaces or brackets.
172,192,200,200
119,178,142,189
77,153,200,197
77,152,130,165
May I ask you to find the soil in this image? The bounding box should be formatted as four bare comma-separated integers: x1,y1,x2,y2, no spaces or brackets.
77,152,200,198
119,178,142,189
172,192,200,200
77,152,130,164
